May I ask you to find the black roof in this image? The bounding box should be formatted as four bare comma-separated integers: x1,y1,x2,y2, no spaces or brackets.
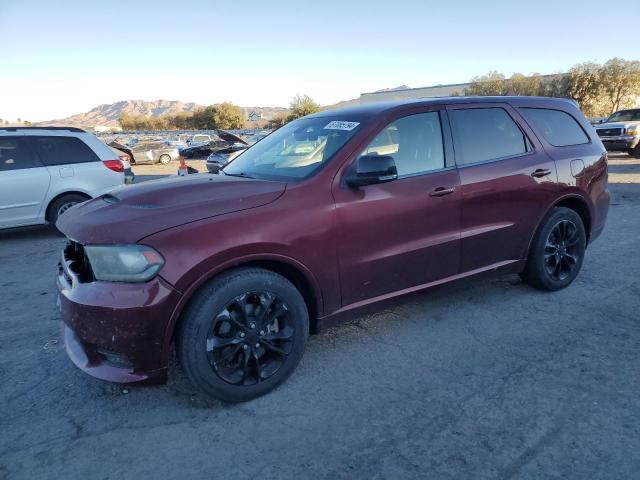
0,126,86,132
308,96,578,119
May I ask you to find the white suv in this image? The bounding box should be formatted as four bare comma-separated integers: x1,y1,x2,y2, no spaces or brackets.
0,127,124,230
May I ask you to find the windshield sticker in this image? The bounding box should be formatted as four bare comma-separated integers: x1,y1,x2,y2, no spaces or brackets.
324,121,360,131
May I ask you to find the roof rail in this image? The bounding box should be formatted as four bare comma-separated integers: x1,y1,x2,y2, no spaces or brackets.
0,126,86,133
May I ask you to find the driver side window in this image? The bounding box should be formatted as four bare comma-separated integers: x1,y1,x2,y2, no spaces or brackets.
359,112,445,177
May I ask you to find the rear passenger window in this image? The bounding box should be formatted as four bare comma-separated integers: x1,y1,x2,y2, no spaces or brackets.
31,136,100,166
0,137,40,171
449,108,530,165
359,112,445,176
519,108,589,147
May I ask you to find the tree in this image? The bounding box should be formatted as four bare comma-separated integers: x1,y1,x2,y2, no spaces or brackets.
564,62,603,116
508,73,545,96
464,71,506,96
288,94,321,121
212,102,246,130
267,112,290,128
600,58,640,115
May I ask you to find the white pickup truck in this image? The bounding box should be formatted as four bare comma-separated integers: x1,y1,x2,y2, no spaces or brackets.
595,108,640,158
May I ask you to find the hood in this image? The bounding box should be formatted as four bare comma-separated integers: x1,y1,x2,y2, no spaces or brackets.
217,130,249,145
57,174,286,244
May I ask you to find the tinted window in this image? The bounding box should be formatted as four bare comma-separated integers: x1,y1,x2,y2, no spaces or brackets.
0,137,40,171
31,136,100,166
520,108,589,147
450,108,530,165
359,112,445,176
606,109,640,122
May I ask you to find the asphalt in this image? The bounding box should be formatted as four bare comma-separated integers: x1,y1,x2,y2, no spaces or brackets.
1,154,639,479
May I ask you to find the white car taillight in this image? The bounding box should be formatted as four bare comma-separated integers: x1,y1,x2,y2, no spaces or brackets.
103,159,124,173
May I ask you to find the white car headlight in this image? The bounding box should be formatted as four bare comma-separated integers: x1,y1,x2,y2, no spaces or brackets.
627,125,638,136
84,245,164,282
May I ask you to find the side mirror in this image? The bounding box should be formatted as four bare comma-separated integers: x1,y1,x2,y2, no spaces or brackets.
346,155,398,188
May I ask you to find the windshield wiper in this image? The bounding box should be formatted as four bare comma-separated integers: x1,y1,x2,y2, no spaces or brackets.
222,170,255,179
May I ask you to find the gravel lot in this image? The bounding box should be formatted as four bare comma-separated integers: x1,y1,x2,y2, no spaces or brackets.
1,154,639,479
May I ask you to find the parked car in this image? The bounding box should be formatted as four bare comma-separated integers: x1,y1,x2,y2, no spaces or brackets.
205,145,247,173
0,126,124,230
165,137,188,150
180,140,227,160
181,131,249,160
594,108,640,157
128,141,179,165
187,134,212,146
56,97,609,402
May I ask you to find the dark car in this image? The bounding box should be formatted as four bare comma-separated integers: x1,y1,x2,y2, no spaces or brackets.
181,131,248,160
206,132,268,173
56,97,609,402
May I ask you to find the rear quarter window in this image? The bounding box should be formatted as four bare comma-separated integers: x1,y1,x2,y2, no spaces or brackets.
449,107,530,165
30,136,100,166
519,108,589,147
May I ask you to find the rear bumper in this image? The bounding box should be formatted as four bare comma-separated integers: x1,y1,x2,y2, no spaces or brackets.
56,260,181,384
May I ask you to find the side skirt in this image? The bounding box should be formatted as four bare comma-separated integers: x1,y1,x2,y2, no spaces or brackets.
315,259,524,333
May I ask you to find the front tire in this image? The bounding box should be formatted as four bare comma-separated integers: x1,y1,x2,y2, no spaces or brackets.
159,154,172,165
177,268,309,402
632,144,640,159
520,207,586,291
48,194,88,231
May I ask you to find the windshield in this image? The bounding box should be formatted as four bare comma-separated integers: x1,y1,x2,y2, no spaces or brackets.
606,110,640,122
223,116,362,181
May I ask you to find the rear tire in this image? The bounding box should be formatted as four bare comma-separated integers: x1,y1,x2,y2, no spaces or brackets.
520,207,586,291
48,194,88,231
159,154,172,165
177,268,309,403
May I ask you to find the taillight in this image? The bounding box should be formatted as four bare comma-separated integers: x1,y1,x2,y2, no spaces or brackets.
103,159,124,173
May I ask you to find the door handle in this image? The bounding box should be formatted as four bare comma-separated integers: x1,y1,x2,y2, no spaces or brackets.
429,186,456,197
531,168,551,178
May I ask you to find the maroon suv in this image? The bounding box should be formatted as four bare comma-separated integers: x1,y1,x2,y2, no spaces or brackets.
57,97,609,402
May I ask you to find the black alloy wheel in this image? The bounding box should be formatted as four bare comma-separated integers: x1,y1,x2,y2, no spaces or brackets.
177,268,308,402
206,292,295,385
520,206,586,291
543,220,581,281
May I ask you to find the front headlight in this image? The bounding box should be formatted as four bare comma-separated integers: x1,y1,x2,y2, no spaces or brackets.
84,244,165,282
627,125,639,136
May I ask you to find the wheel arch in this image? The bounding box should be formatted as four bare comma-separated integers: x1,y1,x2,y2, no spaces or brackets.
45,191,91,222
164,254,324,359
553,195,592,244
523,193,593,261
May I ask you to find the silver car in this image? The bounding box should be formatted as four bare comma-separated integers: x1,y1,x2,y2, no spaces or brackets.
129,142,180,165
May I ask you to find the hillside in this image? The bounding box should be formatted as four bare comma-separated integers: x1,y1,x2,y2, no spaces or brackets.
37,100,288,127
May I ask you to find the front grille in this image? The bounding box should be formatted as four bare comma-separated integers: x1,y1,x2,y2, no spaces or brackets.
597,128,623,137
63,240,94,282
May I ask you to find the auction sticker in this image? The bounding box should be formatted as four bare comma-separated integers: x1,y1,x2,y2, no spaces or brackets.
324,121,360,131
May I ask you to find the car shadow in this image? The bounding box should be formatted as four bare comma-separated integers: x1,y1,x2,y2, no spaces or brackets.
0,224,63,242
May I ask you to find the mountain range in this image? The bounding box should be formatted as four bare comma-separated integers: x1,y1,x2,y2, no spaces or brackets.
35,86,415,127
36,100,289,127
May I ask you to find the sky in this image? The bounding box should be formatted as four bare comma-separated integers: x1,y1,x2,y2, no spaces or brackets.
0,0,638,122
